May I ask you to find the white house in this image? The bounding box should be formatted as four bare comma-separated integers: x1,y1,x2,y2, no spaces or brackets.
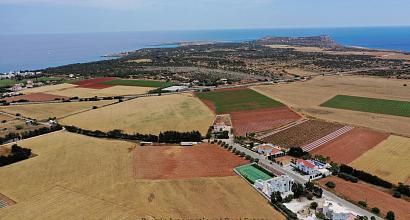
253,144,284,157
295,159,330,179
322,200,357,220
254,175,294,197
180,142,199,146
212,114,232,133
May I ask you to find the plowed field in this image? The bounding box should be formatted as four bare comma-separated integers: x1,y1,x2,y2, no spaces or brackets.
262,120,343,148
311,128,389,164
133,143,247,179
317,177,410,220
231,107,301,136
73,77,117,89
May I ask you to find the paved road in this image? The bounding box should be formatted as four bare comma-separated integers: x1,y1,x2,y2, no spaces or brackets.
221,138,381,220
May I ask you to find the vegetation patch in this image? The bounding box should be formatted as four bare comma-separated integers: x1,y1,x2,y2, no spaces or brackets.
196,88,283,114
321,95,410,118
102,79,173,88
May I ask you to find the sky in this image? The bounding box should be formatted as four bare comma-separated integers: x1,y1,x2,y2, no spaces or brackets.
1,0,409,35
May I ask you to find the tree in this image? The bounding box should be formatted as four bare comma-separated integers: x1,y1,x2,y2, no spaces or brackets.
371,207,380,214
305,181,314,191
326,181,336,188
386,211,395,220
392,191,401,198
310,202,318,210
358,201,367,208
291,183,305,198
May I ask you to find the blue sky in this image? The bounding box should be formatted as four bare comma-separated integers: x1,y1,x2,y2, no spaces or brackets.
1,0,409,34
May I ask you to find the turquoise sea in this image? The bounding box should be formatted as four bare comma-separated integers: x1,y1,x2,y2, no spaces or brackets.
1,26,410,73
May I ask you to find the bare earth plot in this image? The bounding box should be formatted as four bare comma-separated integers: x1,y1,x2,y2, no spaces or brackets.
317,177,410,220
0,132,283,219
0,100,116,120
133,143,247,179
230,107,301,136
262,120,343,148
252,75,410,137
349,135,410,185
61,93,215,135
311,128,390,164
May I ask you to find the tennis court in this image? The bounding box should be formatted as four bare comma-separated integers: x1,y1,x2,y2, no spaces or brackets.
235,164,273,183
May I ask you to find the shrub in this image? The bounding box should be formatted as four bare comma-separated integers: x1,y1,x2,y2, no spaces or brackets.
392,191,401,198
92,106,98,109
15,125,23,130
338,172,358,183
326,181,336,188
310,202,318,210
386,211,395,220
371,207,380,214
283,195,293,203
358,201,367,208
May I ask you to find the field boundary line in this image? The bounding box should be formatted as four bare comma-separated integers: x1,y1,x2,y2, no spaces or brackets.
258,118,309,139
301,126,354,152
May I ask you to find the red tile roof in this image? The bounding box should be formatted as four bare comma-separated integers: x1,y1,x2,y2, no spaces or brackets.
297,159,316,169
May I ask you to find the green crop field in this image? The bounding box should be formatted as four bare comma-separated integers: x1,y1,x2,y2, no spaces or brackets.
321,95,410,118
0,79,17,88
196,88,283,114
235,164,273,183
102,79,173,88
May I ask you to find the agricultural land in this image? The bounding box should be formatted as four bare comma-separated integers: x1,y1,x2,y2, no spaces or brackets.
101,79,173,88
60,93,215,135
252,75,410,137
349,135,410,184
0,131,284,219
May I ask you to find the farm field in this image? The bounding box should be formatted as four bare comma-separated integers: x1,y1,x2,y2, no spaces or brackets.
102,79,173,88
44,85,151,98
350,135,410,184
72,77,117,89
0,131,283,219
133,143,247,179
261,120,343,148
317,177,410,220
230,106,301,136
60,93,215,135
235,164,273,183
0,100,116,120
321,95,410,118
0,79,18,88
0,119,47,137
311,128,390,164
2,92,68,102
252,75,410,137
196,88,283,114
21,83,77,94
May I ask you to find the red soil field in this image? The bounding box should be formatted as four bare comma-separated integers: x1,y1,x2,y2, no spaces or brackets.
73,77,117,89
262,120,343,148
317,177,410,220
2,93,68,102
201,99,217,113
133,143,248,180
311,128,389,164
230,107,301,136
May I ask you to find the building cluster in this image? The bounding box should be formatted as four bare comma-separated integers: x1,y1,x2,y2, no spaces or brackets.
0,71,42,79
254,175,294,197
294,159,331,179
321,200,358,220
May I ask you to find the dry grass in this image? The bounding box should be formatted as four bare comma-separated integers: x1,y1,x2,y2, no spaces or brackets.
350,135,410,184
45,85,152,98
0,132,283,219
252,75,410,137
21,83,77,94
0,100,116,120
60,93,215,135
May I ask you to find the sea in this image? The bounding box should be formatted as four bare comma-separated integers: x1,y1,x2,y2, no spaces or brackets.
1,26,410,73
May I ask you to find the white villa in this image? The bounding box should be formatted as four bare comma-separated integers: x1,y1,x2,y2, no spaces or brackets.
253,143,284,158
254,175,294,197
322,200,357,220
295,159,331,179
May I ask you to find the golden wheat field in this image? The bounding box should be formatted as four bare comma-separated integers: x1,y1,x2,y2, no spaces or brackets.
0,132,283,219
45,85,152,98
350,135,410,184
21,83,77,94
60,93,215,135
252,75,410,137
0,100,116,120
